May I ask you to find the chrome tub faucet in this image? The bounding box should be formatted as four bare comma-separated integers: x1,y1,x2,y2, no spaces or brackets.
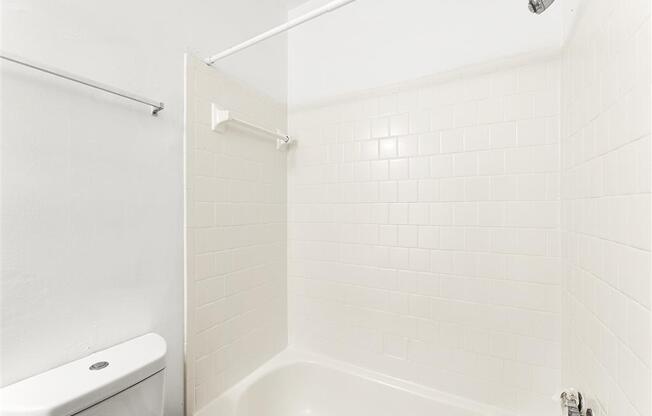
560,389,593,416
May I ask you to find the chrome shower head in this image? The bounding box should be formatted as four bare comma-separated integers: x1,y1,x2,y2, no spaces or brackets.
528,0,556,14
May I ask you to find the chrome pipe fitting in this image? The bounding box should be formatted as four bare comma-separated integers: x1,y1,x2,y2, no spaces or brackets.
528,0,557,14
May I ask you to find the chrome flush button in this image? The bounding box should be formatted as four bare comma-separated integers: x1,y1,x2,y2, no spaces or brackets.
89,361,109,371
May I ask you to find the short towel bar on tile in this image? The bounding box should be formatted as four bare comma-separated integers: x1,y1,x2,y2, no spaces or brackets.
1,51,165,115
211,104,291,150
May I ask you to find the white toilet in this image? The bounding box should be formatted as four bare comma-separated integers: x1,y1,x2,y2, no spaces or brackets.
0,333,166,416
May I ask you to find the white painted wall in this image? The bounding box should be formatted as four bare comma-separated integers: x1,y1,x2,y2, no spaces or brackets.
287,56,562,415
0,1,287,415
185,55,288,414
288,0,566,107
561,0,651,415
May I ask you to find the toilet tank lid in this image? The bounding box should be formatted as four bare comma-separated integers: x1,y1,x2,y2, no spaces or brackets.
0,333,166,416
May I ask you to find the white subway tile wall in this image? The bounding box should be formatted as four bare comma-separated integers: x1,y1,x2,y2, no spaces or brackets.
185,56,288,413
287,58,562,415
561,1,651,415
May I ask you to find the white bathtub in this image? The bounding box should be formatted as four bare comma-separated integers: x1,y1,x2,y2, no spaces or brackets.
196,349,515,416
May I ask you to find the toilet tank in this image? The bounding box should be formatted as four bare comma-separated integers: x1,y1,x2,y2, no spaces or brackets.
0,333,166,416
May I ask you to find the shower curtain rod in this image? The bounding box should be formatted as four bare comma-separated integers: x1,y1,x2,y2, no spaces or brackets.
205,0,358,65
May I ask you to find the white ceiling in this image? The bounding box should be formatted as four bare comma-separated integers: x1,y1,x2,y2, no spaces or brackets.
287,0,576,107
283,0,314,10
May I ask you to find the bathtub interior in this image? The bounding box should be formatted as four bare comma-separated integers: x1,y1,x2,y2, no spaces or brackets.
241,363,483,416
201,352,504,416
